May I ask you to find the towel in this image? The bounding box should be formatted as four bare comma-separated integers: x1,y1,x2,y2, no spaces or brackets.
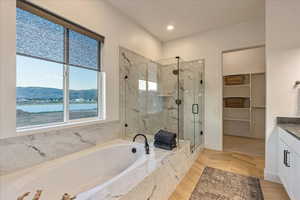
154,130,177,150
154,129,176,144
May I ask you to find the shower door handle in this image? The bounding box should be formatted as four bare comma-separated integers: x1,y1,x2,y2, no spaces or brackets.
192,104,199,114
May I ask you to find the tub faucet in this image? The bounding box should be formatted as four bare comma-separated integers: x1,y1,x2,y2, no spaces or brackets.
133,134,150,154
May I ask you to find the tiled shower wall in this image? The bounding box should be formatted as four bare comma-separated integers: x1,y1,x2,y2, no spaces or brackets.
119,47,184,138
119,47,163,137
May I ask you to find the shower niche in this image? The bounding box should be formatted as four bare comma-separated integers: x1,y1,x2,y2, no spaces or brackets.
119,47,205,152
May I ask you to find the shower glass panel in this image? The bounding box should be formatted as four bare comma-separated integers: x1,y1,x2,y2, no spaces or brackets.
121,56,148,135
120,47,204,152
120,48,164,138
157,57,185,147
182,60,205,151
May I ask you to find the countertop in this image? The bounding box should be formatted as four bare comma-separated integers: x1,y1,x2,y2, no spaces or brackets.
277,117,300,140
278,123,300,140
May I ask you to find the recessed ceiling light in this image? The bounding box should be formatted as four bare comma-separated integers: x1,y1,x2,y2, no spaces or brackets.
167,25,174,31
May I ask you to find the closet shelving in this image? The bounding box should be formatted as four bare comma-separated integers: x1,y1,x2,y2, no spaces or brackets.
223,73,265,139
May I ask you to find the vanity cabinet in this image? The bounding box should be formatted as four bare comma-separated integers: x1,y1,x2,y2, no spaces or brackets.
278,127,300,200
293,154,300,200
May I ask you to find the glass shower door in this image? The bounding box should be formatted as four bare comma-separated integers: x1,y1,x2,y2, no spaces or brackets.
183,60,204,152
192,62,204,150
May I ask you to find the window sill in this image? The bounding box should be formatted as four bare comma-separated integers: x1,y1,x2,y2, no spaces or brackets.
17,118,120,136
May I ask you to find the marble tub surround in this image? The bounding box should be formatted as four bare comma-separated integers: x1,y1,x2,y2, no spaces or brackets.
0,121,121,175
1,138,202,200
277,117,300,140
119,139,202,200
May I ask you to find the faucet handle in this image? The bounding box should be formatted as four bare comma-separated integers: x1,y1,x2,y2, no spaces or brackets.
32,190,42,200
294,81,300,88
17,190,42,200
17,192,30,200
145,143,150,154
62,193,76,200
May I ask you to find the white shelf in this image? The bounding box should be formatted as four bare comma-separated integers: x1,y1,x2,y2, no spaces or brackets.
252,106,266,109
224,118,250,122
157,94,173,97
224,84,250,88
224,107,249,109
223,96,250,98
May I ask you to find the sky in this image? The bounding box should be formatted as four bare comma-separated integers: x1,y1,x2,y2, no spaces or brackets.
17,55,98,90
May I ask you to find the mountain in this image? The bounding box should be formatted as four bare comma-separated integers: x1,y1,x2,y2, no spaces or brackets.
17,87,63,99
17,87,97,100
70,89,97,100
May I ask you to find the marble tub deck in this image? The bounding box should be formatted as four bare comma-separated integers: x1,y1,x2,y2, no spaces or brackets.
1,138,202,200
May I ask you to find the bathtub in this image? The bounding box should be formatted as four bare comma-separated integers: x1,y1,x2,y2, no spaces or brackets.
1,140,152,200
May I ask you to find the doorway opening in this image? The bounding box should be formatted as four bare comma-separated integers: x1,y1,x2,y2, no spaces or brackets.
222,45,265,157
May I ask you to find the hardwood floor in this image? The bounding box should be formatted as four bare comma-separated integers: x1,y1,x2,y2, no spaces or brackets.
169,149,290,200
223,135,265,156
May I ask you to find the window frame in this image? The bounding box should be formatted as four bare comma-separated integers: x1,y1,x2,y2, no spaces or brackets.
16,0,105,130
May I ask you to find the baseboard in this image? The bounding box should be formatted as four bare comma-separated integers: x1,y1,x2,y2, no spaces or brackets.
264,170,281,184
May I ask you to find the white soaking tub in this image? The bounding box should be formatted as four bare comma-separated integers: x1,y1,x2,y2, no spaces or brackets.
0,140,149,200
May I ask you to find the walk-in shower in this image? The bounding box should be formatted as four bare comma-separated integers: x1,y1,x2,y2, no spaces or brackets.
119,47,205,152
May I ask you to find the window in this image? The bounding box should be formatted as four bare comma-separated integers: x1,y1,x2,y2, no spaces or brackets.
139,80,147,91
148,81,158,91
16,1,105,129
16,56,64,127
69,66,98,120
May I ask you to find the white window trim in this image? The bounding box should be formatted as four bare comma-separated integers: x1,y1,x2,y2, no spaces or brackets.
16,41,104,130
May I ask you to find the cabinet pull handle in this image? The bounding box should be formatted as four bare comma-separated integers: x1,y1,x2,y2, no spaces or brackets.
286,151,291,167
192,104,199,114
284,150,287,167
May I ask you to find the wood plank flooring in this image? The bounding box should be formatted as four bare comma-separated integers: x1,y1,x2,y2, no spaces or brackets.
169,149,290,200
223,135,265,156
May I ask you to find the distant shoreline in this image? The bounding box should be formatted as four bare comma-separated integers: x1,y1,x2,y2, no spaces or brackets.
17,108,97,114
17,109,99,128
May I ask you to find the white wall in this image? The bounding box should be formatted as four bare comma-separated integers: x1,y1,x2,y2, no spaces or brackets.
163,19,265,150
0,0,16,138
223,46,265,76
0,0,162,138
265,0,300,182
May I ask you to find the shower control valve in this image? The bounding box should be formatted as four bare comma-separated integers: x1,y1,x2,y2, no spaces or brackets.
175,99,182,105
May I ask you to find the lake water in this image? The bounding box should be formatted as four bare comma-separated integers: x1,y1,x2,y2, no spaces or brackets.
17,104,97,113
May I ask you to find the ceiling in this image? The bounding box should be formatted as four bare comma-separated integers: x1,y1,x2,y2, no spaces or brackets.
105,0,265,42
